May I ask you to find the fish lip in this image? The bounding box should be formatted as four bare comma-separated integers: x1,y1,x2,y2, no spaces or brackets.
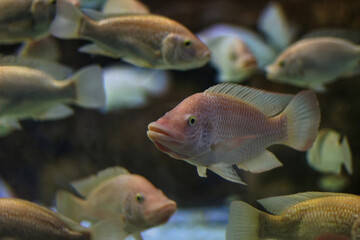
148,201,177,224
147,122,185,144
202,49,211,60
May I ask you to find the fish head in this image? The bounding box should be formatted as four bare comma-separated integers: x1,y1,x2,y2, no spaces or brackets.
266,49,306,83
147,93,213,160
162,33,211,70
123,175,177,230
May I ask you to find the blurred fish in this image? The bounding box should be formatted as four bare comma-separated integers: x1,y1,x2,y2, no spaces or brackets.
317,174,350,192
50,0,210,70
202,36,257,82
56,166,177,240
147,83,320,184
103,65,170,112
101,0,149,14
198,24,277,68
307,129,352,175
257,2,297,51
301,28,360,44
0,177,15,198
266,37,360,91
0,0,57,44
227,192,360,240
0,198,125,240
17,37,61,62
0,58,105,133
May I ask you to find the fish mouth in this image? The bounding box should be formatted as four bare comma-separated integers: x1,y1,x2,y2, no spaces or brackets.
147,201,177,224
147,122,185,144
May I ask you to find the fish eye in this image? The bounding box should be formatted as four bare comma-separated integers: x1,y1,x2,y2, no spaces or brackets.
184,40,192,47
279,61,285,67
188,116,196,126
135,193,145,203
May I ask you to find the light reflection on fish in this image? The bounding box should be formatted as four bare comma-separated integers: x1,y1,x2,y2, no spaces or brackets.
147,83,320,184
227,192,360,240
56,166,177,240
50,0,210,70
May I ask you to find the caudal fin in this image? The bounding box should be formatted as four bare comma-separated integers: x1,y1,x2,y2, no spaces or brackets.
50,0,84,39
71,65,106,108
226,201,261,240
56,190,86,222
281,90,320,151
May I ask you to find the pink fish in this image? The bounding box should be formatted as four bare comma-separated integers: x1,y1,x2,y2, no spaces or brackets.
147,83,320,184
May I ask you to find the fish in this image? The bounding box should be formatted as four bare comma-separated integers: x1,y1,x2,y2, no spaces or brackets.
103,64,170,112
307,128,352,175
257,2,297,51
17,37,61,62
0,57,105,134
56,166,177,240
266,37,360,91
147,83,320,184
0,0,57,44
198,24,277,68
202,36,257,82
50,0,210,70
226,192,360,240
0,198,126,240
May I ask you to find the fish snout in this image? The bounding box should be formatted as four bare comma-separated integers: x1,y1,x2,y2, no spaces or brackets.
147,121,185,144
202,48,211,60
242,57,257,69
146,200,177,224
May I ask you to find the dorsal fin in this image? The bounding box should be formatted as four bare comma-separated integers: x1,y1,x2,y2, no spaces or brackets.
71,166,130,197
204,83,294,117
258,191,352,215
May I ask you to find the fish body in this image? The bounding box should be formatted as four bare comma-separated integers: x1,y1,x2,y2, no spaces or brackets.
307,128,352,175
0,198,90,240
0,0,56,43
266,37,360,91
204,36,257,82
50,0,210,70
0,59,105,135
227,192,360,240
147,83,320,184
56,166,177,240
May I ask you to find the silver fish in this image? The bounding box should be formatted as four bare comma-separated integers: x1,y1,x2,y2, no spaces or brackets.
0,0,57,44
0,58,105,133
266,37,360,91
50,0,210,70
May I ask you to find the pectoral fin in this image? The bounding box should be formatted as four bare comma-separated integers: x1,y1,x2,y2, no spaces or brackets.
79,44,118,58
197,166,207,177
236,150,283,173
208,163,246,184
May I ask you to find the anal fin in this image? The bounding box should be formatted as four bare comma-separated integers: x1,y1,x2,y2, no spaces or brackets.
79,44,118,58
236,150,283,173
209,163,246,184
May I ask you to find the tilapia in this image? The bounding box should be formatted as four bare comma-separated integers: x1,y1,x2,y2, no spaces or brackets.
226,192,360,240
17,37,61,62
50,0,210,70
307,128,352,175
147,83,320,184
56,166,177,240
266,37,360,91
202,36,257,82
0,0,57,44
0,198,125,240
0,57,105,135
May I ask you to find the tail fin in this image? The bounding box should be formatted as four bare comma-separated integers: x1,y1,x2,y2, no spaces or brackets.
90,219,129,240
281,90,320,151
226,201,261,240
71,65,106,108
50,0,84,39
56,190,86,222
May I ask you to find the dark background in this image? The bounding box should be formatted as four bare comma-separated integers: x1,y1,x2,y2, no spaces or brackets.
0,0,359,207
